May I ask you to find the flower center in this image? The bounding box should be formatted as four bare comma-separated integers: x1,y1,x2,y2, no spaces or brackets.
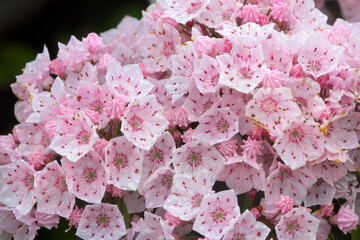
163,175,173,188
58,177,68,192
216,118,230,133
188,2,201,13
212,208,226,223
238,67,253,79
84,170,96,182
115,156,126,167
287,221,298,232
192,193,203,208
25,175,34,188
309,60,322,72
188,153,202,167
97,214,109,229
290,129,302,142
78,131,90,144
129,115,143,131
151,149,163,162
261,98,277,114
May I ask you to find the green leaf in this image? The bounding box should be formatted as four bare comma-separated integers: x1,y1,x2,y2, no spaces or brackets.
117,198,131,228
351,225,360,239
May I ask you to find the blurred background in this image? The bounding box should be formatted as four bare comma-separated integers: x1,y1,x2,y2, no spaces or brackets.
0,0,347,238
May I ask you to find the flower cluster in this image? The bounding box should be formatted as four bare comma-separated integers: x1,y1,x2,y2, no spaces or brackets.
1,0,360,239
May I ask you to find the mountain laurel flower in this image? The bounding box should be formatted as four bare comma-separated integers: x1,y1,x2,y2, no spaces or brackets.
2,0,360,239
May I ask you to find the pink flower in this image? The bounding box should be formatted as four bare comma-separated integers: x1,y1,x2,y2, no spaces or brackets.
193,54,221,94
193,190,241,240
217,45,266,94
121,95,169,150
161,0,208,24
137,19,181,72
270,2,291,22
50,112,98,162
218,155,266,194
275,208,320,240
334,205,359,234
173,140,225,184
223,210,270,240
265,162,316,205
165,42,197,102
182,85,221,122
0,160,36,215
105,61,154,102
298,33,344,78
76,203,126,240
164,170,213,221
273,118,324,170
62,151,108,203
57,36,89,71
136,211,175,240
245,87,301,137
140,132,174,193
304,178,336,207
192,107,238,145
142,166,174,208
104,136,143,191
34,161,75,218
198,0,243,28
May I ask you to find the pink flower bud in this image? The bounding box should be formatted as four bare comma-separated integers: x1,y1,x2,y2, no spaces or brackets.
0,134,15,149
262,70,283,88
270,2,290,22
105,97,127,119
93,138,108,159
221,39,232,54
251,207,261,219
174,108,189,127
334,205,359,234
240,4,261,23
290,63,305,78
181,128,195,143
96,54,117,74
165,211,182,227
86,32,105,55
194,36,217,56
248,188,257,200
173,130,182,142
28,148,46,170
107,184,125,198
67,206,83,230
165,109,176,127
50,59,66,77
83,109,99,124
257,14,270,26
321,204,334,217
218,138,238,158
44,120,58,139
276,195,294,214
